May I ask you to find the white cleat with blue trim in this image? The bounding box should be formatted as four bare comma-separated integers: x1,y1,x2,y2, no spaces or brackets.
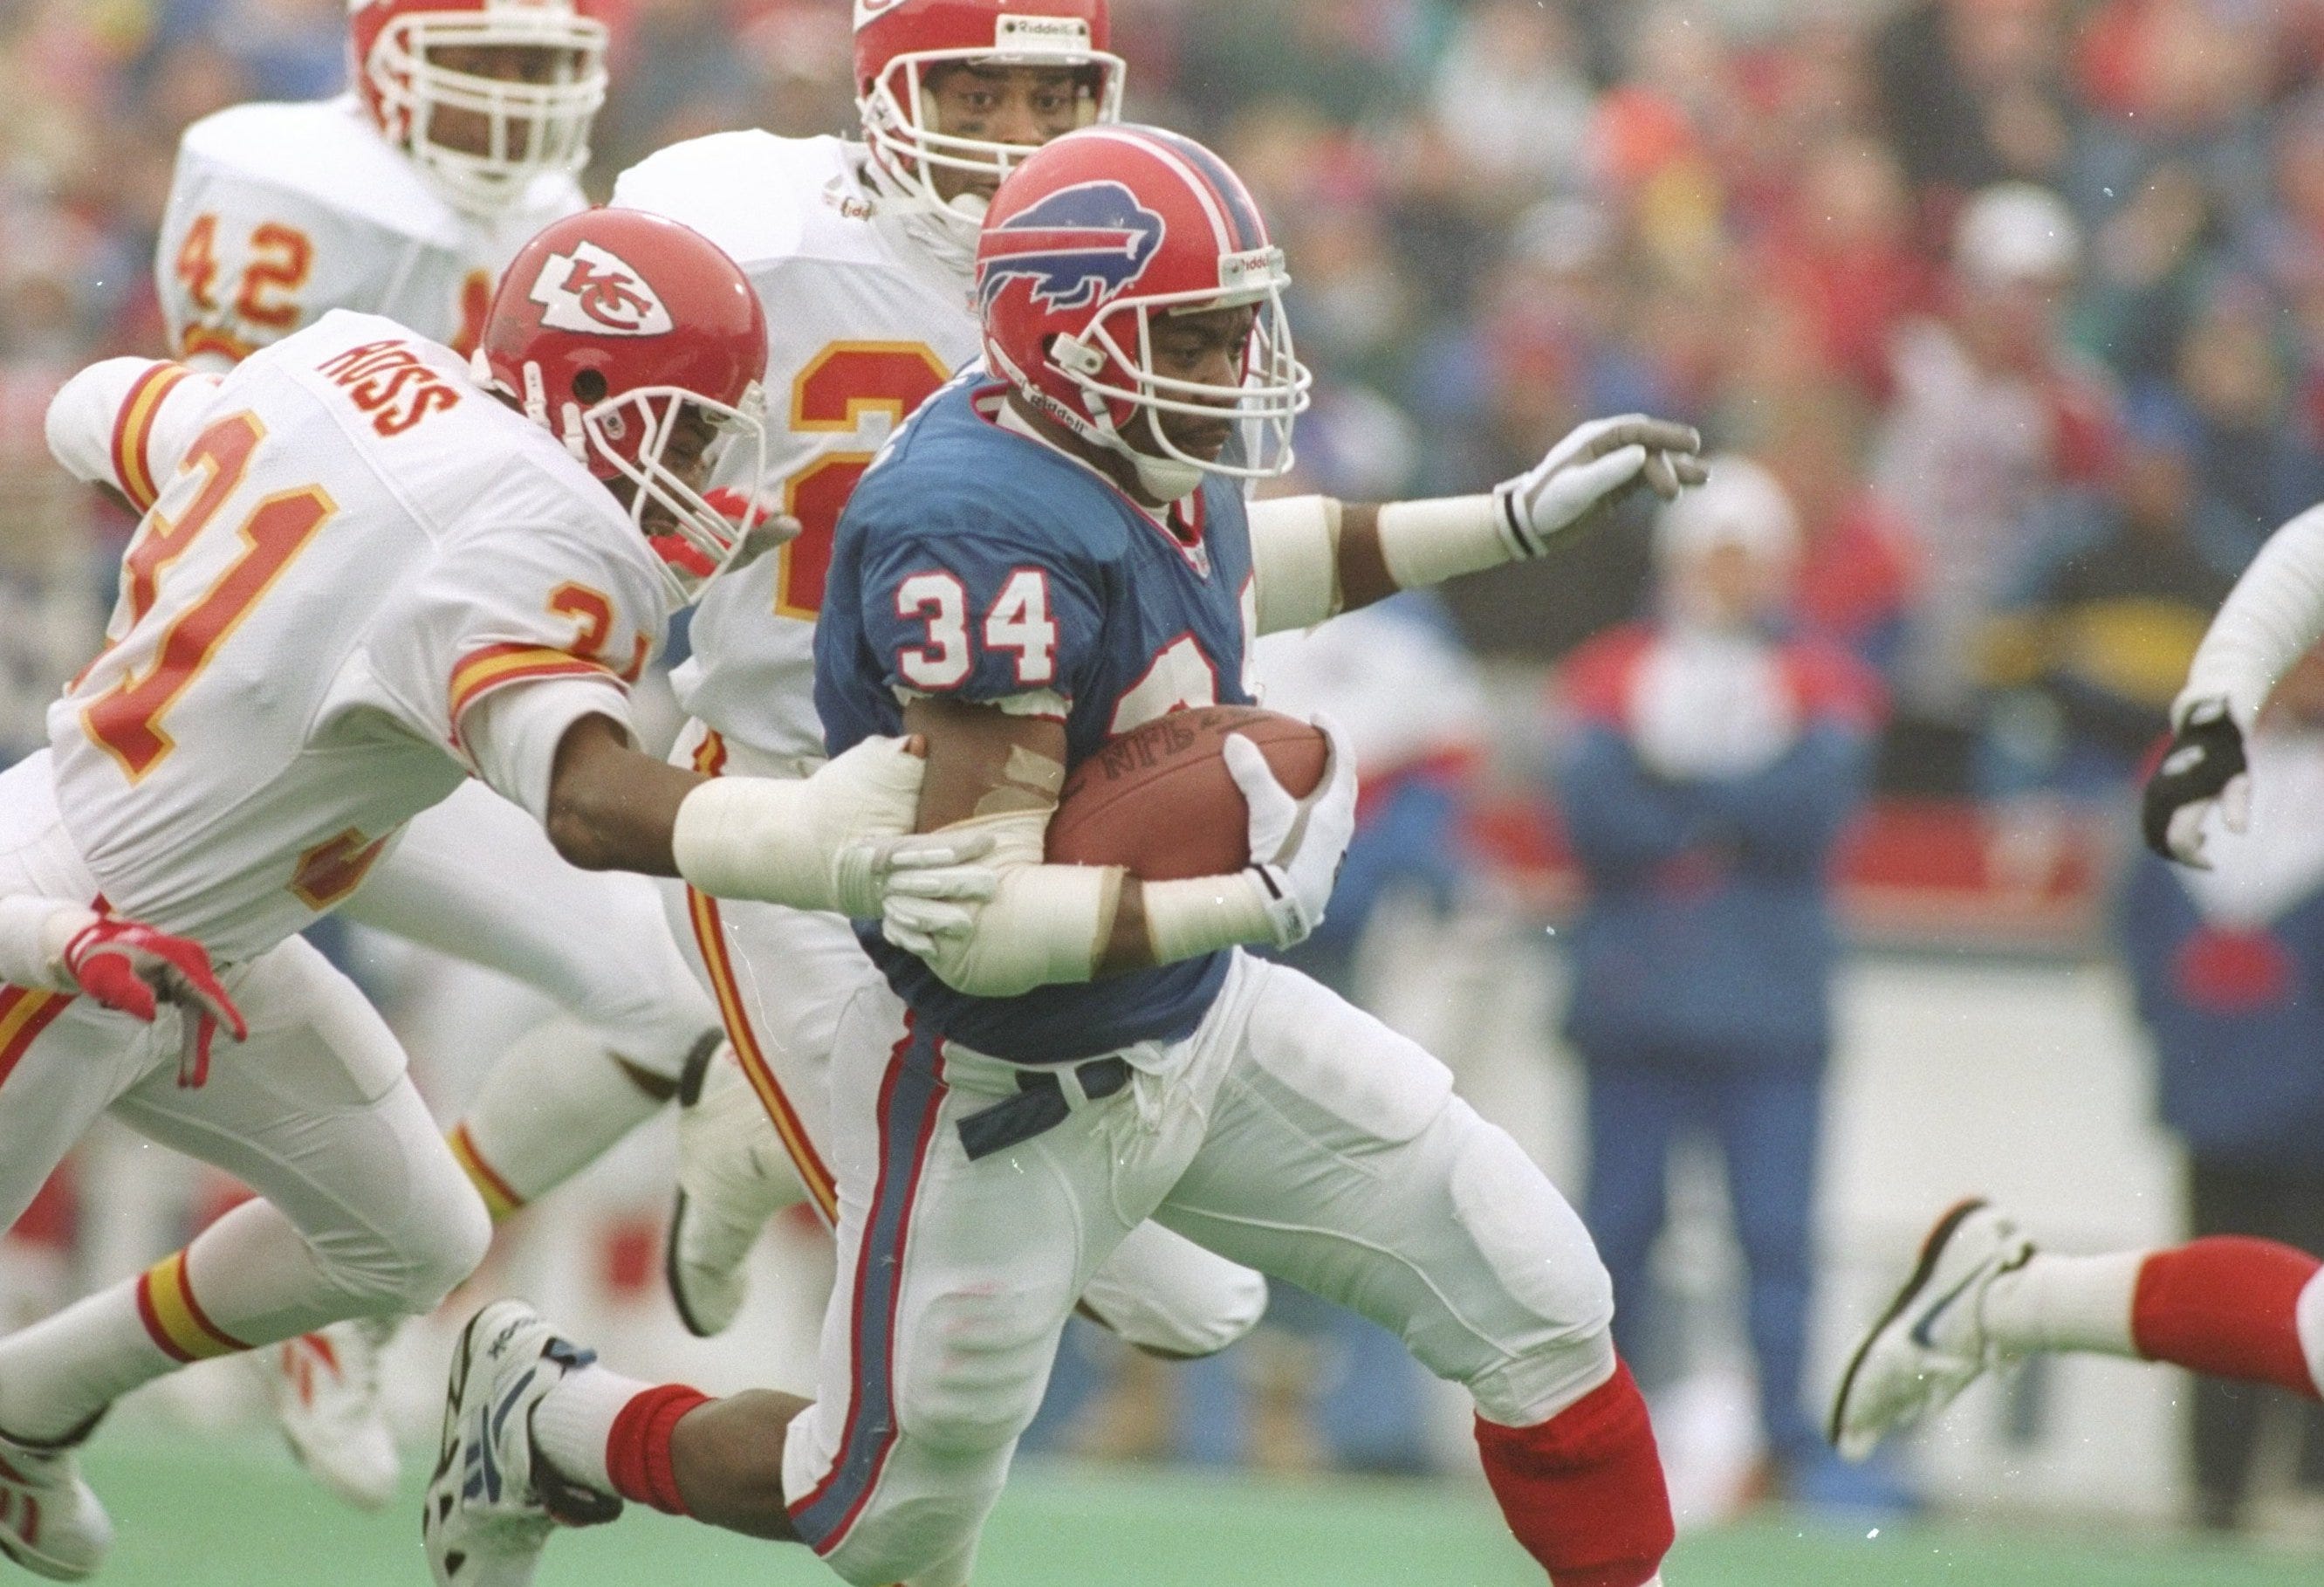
1829,1199,2036,1460
423,1301,620,1587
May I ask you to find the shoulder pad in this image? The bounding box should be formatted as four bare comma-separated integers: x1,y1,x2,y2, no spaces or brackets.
177,98,462,248
613,133,875,273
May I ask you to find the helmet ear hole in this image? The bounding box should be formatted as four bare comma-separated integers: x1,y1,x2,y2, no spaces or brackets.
572,368,608,406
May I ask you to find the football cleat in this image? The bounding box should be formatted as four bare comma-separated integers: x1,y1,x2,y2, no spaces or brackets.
423,1302,620,1587
0,1426,111,1581
271,1317,401,1510
1829,1199,2035,1460
665,1041,805,1338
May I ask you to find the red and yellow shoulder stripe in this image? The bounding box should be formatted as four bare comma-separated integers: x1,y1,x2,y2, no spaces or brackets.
447,643,618,727
0,986,70,1092
109,361,197,515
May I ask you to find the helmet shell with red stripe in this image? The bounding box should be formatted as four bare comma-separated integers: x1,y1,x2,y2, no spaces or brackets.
975,124,1310,498
854,0,1125,244
476,210,771,598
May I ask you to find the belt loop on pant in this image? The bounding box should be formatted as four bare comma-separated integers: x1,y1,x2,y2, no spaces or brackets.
956,1055,1133,1162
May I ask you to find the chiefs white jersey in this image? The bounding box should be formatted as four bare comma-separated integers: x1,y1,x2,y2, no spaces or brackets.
158,98,585,370
42,312,667,961
611,134,983,767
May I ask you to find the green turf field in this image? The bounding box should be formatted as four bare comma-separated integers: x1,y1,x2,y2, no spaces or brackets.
76,1432,2324,1585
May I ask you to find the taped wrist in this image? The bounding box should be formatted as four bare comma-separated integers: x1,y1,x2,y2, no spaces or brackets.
1248,494,1343,633
0,897,95,993
1141,869,1280,963
671,776,842,912
1375,494,1526,591
929,861,1121,997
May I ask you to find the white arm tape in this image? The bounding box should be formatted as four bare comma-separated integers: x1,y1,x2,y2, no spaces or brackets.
1375,493,1516,592
1248,494,1343,634
915,807,1121,997
1141,870,1279,963
0,897,94,994
2181,503,2324,728
673,775,847,913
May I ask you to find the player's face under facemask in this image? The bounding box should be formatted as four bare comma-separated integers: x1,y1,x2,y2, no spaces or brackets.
371,15,607,212
580,386,771,604
865,58,1121,227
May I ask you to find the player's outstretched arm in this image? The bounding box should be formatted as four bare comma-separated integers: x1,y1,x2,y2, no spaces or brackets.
1244,415,1706,633
2145,502,2324,864
539,714,989,915
878,698,1357,997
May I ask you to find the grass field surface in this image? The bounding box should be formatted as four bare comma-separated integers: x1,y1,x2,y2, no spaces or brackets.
72,1432,2324,1586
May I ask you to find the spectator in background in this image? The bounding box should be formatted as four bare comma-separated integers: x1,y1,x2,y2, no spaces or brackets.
1551,458,1885,1502
1874,0,2072,201
1979,384,2248,801
1872,182,2117,780
2117,644,2324,1530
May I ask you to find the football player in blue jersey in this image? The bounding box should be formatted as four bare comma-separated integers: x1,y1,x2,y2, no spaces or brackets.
428,124,1706,1587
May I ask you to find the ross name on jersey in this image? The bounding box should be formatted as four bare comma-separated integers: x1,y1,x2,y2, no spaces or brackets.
315,339,462,438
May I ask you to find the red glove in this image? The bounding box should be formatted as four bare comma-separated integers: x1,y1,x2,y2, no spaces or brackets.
62,918,248,1085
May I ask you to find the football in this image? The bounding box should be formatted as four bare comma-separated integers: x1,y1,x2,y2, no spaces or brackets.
1045,705,1329,881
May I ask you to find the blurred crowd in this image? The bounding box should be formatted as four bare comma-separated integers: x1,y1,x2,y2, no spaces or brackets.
15,0,2324,1530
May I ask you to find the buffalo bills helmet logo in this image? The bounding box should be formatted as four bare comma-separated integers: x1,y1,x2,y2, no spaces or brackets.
977,181,1166,314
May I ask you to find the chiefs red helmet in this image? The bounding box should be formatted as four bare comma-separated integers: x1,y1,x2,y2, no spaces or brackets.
855,0,1124,237
476,210,771,597
349,0,609,213
976,125,1310,498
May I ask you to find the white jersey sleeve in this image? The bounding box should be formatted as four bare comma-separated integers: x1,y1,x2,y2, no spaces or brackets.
2180,502,2324,729
350,508,664,820
45,358,223,513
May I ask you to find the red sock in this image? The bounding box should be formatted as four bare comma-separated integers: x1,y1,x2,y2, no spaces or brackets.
605,1384,711,1515
1474,1360,1674,1587
2131,1237,2321,1398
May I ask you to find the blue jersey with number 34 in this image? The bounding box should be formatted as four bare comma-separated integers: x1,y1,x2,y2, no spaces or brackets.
815,375,1258,1064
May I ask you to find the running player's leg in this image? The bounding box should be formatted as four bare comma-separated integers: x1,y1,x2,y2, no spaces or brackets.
348,780,722,1216
674,890,1266,1355
1154,958,1673,1587
1832,1204,2324,1460
0,936,490,1439
442,981,1173,1587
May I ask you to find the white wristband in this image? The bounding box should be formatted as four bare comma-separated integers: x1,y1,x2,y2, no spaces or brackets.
1375,494,1521,592
0,897,94,993
672,776,845,913
1141,870,1279,964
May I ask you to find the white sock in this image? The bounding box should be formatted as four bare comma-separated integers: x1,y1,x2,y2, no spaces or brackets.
453,1024,673,1215
1981,1250,2144,1357
0,1280,176,1442
529,1363,652,1493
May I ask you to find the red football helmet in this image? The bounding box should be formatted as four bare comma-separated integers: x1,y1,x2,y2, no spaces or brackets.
976,125,1310,496
349,0,608,213
476,210,771,597
855,0,1124,237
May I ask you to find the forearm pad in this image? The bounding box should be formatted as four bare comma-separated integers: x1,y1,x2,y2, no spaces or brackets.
1248,494,1343,633
1141,871,1281,961
672,776,860,915
924,861,1122,998
0,897,94,994
1375,494,1522,591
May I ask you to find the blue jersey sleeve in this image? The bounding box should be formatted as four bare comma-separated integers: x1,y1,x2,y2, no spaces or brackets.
854,510,1109,709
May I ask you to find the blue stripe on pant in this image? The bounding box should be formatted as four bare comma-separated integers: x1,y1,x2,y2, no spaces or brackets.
790,1016,947,1550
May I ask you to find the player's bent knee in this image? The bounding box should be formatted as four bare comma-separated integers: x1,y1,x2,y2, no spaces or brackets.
1151,1262,1268,1358
902,1283,1064,1457
336,1177,494,1316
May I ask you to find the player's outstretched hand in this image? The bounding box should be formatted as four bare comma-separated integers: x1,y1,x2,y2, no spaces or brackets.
1496,415,1707,555
2142,697,2252,867
1224,714,1359,950
64,917,247,1082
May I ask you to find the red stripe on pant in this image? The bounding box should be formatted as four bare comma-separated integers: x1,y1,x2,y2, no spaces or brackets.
1474,1360,1674,1587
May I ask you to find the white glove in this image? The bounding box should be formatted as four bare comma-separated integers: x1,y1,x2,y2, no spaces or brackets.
1222,715,1360,949
673,735,995,916
2141,696,2253,868
1495,415,1706,555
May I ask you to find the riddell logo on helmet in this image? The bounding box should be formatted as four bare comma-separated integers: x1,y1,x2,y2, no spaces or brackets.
528,242,674,337
995,15,1093,48
978,180,1165,313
